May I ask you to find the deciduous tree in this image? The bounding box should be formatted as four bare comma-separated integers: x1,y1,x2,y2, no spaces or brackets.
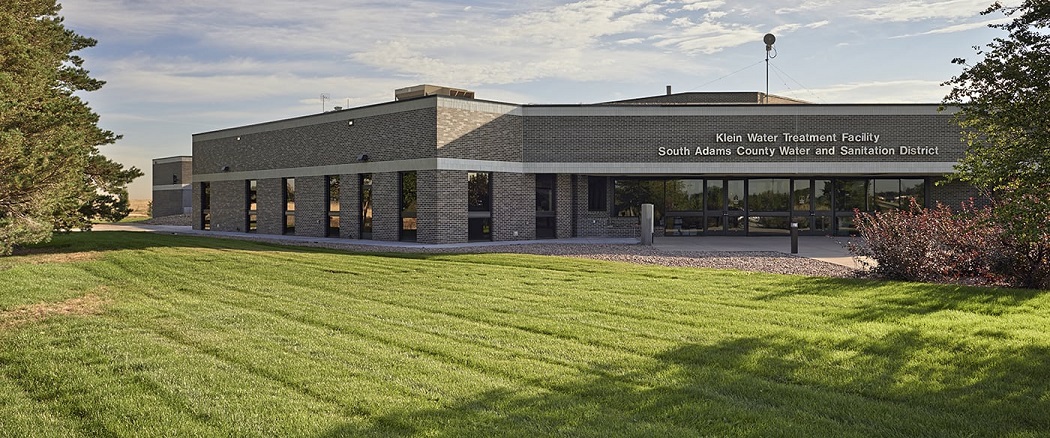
942,0,1050,287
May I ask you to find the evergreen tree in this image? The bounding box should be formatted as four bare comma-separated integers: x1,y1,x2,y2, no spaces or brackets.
0,0,141,254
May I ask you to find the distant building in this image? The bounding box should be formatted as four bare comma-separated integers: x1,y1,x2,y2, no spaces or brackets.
179,84,973,242
151,156,193,217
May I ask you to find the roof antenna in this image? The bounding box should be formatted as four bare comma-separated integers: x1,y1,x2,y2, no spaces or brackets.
763,33,777,104
320,93,330,112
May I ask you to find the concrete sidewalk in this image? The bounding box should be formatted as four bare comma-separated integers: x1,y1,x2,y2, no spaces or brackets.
93,223,865,268
652,235,866,269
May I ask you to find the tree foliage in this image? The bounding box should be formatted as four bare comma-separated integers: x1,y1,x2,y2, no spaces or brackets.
938,1,1050,288
0,0,141,254
942,1,1050,244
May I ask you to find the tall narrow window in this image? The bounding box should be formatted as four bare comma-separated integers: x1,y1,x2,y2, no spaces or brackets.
327,175,340,237
400,172,416,242
360,174,372,239
468,172,492,241
587,176,607,212
536,174,556,239
246,180,257,232
900,178,926,209
200,182,211,230
283,178,295,235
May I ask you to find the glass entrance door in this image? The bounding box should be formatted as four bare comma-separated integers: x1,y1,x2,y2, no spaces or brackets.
791,179,833,235
747,178,791,235
705,179,746,235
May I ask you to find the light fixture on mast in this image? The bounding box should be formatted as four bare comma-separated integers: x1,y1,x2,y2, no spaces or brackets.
763,33,777,104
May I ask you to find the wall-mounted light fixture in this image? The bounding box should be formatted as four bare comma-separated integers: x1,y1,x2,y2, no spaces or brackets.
348,120,355,126
220,165,230,172
357,154,369,162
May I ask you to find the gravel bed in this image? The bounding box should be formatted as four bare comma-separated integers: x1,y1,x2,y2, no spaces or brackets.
232,237,859,279
130,218,859,278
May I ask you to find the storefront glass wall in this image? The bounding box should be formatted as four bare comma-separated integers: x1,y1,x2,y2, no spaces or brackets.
614,177,927,236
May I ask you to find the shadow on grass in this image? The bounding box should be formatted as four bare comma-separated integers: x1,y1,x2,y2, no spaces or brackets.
323,332,1050,437
756,276,1046,322
9,231,328,258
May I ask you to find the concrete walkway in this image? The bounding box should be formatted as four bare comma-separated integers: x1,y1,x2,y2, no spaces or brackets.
652,235,866,269
93,223,864,268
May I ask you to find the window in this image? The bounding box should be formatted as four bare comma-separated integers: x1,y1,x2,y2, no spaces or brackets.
283,178,295,234
900,179,926,210
835,179,870,212
536,174,554,213
873,179,902,211
468,172,492,241
400,172,416,241
705,180,724,211
468,172,491,212
246,180,257,232
814,180,833,211
748,178,790,212
200,182,211,230
792,179,812,212
360,174,372,239
665,179,704,212
614,179,665,221
536,174,555,239
327,176,340,237
587,176,607,212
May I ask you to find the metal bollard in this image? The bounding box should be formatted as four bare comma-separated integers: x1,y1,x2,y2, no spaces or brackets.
641,203,654,246
790,222,798,254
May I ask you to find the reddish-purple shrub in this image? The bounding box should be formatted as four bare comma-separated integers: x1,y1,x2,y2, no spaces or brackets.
848,200,1015,286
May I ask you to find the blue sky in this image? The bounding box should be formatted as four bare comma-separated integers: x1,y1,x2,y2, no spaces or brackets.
58,0,1013,199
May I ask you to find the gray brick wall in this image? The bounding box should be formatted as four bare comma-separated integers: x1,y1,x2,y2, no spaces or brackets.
191,182,203,230
153,160,192,186
523,113,963,164
438,109,523,161
257,178,286,235
930,179,982,208
371,172,400,241
493,172,533,241
293,176,327,237
153,159,193,217
574,176,620,238
208,180,245,232
151,189,190,217
418,170,469,244
193,107,437,175
340,174,360,239
555,174,573,238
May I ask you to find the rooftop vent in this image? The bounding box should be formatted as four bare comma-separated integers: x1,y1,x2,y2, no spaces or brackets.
394,84,475,101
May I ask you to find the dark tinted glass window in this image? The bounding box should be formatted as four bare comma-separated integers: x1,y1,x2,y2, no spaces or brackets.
587,176,607,212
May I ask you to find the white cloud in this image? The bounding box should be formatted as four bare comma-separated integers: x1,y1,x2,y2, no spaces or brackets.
892,16,1011,38
653,18,765,54
853,0,1000,21
779,79,947,103
681,0,726,11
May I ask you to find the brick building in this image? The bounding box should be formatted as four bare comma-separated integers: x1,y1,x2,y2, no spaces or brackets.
151,156,193,217
178,85,973,243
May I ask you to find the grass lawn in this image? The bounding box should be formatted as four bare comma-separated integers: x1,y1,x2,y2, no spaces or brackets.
1,232,1048,437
